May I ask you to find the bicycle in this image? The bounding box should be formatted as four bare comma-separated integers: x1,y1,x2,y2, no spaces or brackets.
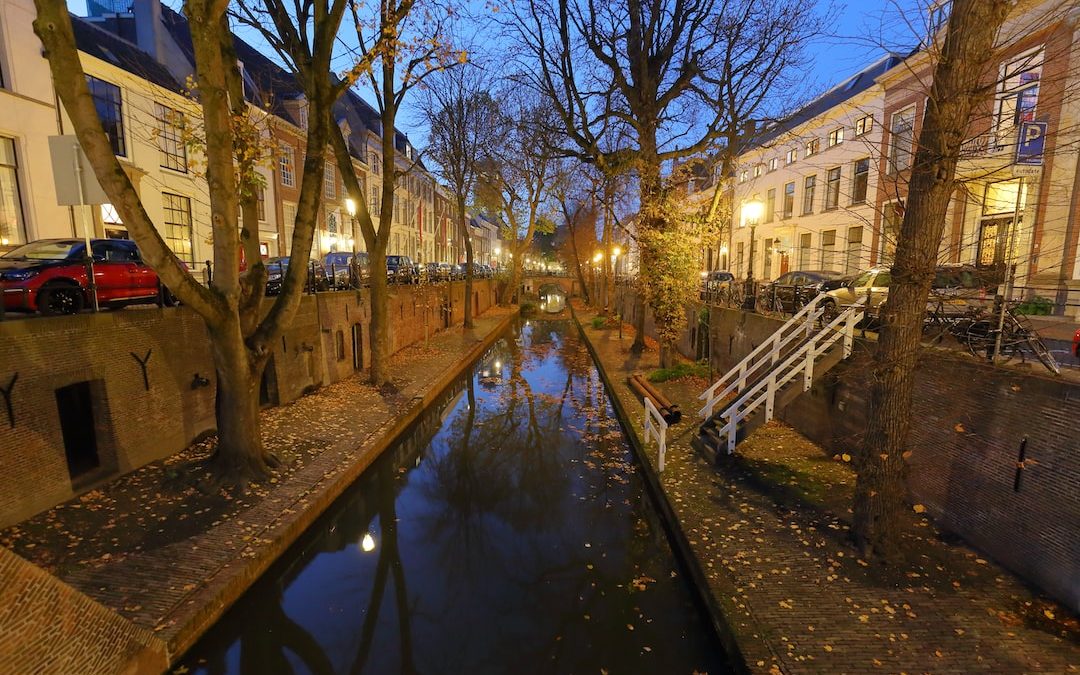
955,303,1060,374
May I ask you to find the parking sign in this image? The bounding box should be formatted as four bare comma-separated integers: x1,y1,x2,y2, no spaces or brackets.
1015,121,1048,166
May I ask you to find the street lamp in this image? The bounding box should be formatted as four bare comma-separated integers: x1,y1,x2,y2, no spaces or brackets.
740,198,764,311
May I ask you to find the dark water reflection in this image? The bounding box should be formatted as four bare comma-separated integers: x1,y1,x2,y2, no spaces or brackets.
180,320,728,674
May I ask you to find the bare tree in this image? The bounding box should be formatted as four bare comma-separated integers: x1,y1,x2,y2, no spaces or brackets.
475,90,563,307
422,65,501,329
33,0,345,481
853,0,1011,560
507,0,824,365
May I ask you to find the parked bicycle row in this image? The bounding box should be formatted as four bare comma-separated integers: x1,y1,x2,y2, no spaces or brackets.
0,238,498,317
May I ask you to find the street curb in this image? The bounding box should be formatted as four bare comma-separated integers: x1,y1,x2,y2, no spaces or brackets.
161,310,517,667
569,305,753,675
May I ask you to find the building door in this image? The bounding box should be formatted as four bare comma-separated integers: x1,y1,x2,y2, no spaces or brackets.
978,215,1015,267
55,381,100,481
352,323,364,371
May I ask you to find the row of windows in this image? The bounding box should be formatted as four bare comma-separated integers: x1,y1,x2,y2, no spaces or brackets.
86,76,191,174
740,114,874,182
757,158,872,223
734,226,868,276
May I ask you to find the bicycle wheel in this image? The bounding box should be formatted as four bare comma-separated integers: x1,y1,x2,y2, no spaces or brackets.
964,320,995,359
1025,334,1061,374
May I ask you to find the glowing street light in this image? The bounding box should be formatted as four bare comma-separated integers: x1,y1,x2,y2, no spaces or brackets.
361,533,376,552
345,198,357,217
592,251,603,263
740,197,764,310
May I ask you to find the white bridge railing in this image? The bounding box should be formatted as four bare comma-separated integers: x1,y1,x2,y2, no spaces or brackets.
714,298,866,454
698,295,826,419
643,396,669,472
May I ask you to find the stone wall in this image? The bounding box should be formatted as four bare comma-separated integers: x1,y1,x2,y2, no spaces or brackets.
708,307,1080,612
0,280,495,528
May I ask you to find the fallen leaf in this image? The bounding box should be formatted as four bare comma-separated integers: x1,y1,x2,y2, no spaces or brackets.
912,504,926,514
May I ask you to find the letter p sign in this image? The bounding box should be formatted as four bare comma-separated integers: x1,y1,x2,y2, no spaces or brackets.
1016,121,1048,166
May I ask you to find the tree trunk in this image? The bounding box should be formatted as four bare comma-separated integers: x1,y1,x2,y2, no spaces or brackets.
507,257,524,307
208,319,269,479
853,0,1010,560
459,196,475,329
368,244,391,386
631,291,646,353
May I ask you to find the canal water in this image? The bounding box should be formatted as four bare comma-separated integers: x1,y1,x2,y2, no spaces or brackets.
179,319,729,674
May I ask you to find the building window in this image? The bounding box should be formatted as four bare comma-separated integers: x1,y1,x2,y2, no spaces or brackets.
739,169,747,183
852,158,870,204
846,226,863,273
996,48,1042,133
821,229,837,270
828,128,844,147
162,192,193,264
798,232,812,269
763,238,773,279
257,187,266,221
768,158,778,172
805,139,819,157
0,137,25,246
155,103,187,172
854,115,874,137
370,186,380,215
786,148,797,165
323,163,335,199
372,153,380,175
765,188,776,223
736,242,745,277
298,103,308,130
753,164,763,178
825,167,841,210
86,76,125,157
889,106,915,174
882,202,901,263
280,146,295,188
802,175,816,215
782,182,795,219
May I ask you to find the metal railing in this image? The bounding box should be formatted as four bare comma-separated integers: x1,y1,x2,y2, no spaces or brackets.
698,294,826,419
643,395,669,472
712,298,866,454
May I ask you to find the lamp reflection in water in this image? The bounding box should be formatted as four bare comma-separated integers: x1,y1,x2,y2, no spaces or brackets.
361,533,377,552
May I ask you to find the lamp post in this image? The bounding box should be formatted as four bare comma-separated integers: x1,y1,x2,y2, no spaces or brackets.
592,250,603,305
345,197,358,288
740,198,764,311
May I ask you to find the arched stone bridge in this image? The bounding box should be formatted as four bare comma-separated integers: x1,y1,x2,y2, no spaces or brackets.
523,275,579,297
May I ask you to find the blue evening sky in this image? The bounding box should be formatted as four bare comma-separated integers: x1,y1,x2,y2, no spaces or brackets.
67,0,931,140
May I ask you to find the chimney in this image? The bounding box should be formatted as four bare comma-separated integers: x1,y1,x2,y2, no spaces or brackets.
133,0,165,64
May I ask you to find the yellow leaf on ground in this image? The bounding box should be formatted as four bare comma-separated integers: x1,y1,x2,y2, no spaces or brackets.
841,453,852,462
1044,609,1056,620
913,504,926,514
954,423,965,433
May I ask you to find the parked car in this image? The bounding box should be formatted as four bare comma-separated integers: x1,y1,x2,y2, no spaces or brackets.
265,256,330,295
821,264,995,319
385,255,415,283
760,269,847,312
426,262,452,282
0,238,172,315
323,251,369,289
450,263,466,280
413,261,428,283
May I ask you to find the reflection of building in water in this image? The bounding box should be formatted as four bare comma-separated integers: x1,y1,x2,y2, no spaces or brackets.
537,284,568,313
477,339,511,387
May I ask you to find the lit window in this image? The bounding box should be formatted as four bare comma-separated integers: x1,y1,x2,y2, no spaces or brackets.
162,192,193,264
0,137,26,246
805,139,819,157
324,163,336,199
802,175,816,214
854,115,874,136
768,158,778,172
280,146,295,188
825,167,841,210
828,128,844,147
782,182,795,218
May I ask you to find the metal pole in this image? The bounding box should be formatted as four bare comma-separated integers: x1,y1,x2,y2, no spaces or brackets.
993,177,1024,365
73,144,99,311
743,222,757,310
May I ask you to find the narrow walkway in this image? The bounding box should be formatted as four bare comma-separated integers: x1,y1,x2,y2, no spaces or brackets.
575,304,1079,674
0,308,514,665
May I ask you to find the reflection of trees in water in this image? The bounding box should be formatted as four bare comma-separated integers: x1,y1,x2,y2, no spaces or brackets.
413,322,655,668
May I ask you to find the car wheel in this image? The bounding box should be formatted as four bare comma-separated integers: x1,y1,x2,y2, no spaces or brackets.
159,283,178,307
38,283,85,316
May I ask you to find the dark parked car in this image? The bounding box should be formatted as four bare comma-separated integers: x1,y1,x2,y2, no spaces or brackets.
426,262,452,281
760,270,848,311
385,255,416,283
265,256,330,295
0,238,171,315
323,251,369,289
450,263,466,280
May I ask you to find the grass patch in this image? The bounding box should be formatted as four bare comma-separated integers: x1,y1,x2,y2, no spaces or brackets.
591,316,606,329
647,361,710,382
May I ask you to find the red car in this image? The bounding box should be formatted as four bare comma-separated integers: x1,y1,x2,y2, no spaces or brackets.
0,238,173,315
1073,327,1080,359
